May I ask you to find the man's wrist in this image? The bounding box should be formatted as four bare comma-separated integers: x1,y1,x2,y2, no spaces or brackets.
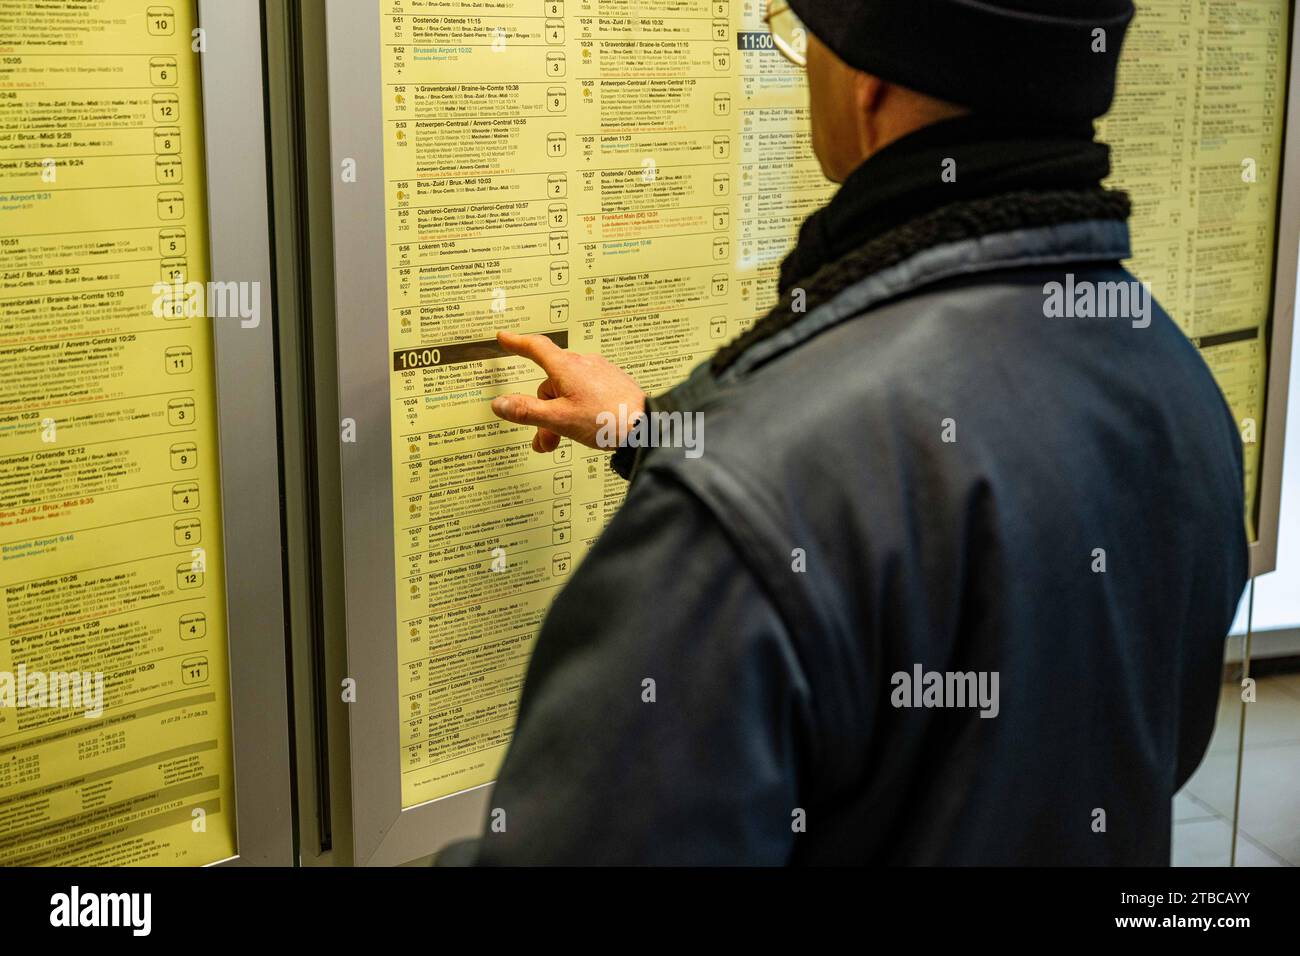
609,395,652,480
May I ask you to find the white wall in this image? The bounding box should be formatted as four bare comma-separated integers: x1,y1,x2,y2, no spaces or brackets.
1231,258,1300,638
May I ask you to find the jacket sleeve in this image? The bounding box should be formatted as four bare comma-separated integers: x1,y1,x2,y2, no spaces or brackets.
472,468,814,865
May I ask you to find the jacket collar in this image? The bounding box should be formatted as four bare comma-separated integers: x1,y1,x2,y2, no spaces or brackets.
778,114,1112,297
721,209,1131,381
715,185,1132,381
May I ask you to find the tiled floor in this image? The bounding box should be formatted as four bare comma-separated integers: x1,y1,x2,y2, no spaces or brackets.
1172,672,1300,866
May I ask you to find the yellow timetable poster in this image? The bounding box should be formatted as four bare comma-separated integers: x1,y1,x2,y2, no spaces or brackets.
380,0,832,806
0,1,237,864
1101,0,1289,538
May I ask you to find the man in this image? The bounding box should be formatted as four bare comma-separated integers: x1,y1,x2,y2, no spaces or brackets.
462,0,1249,864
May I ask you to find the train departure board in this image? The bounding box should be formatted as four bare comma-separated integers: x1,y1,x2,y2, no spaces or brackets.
378,0,833,806
0,0,238,865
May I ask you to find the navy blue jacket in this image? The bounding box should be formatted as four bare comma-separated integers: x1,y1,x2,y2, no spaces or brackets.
468,125,1249,865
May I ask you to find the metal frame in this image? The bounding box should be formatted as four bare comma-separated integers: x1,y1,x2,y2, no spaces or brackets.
324,0,490,866
198,0,295,866
1252,4,1300,578
320,0,1300,864
263,0,357,866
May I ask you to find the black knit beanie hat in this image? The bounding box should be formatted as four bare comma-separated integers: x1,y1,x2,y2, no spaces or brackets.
786,0,1136,120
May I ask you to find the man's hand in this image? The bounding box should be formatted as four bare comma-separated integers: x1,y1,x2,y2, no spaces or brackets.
490,331,646,453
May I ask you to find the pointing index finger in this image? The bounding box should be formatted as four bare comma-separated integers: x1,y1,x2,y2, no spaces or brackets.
496,331,568,375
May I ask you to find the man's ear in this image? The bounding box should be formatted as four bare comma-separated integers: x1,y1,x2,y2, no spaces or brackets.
853,73,887,154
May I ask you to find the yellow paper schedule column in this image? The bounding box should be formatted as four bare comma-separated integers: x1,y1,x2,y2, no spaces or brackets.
0,0,238,865
1101,0,1290,538
379,0,831,808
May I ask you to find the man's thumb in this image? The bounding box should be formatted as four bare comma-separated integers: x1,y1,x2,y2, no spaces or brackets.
491,394,552,427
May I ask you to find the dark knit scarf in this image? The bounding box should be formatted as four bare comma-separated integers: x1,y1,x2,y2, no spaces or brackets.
711,114,1131,374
